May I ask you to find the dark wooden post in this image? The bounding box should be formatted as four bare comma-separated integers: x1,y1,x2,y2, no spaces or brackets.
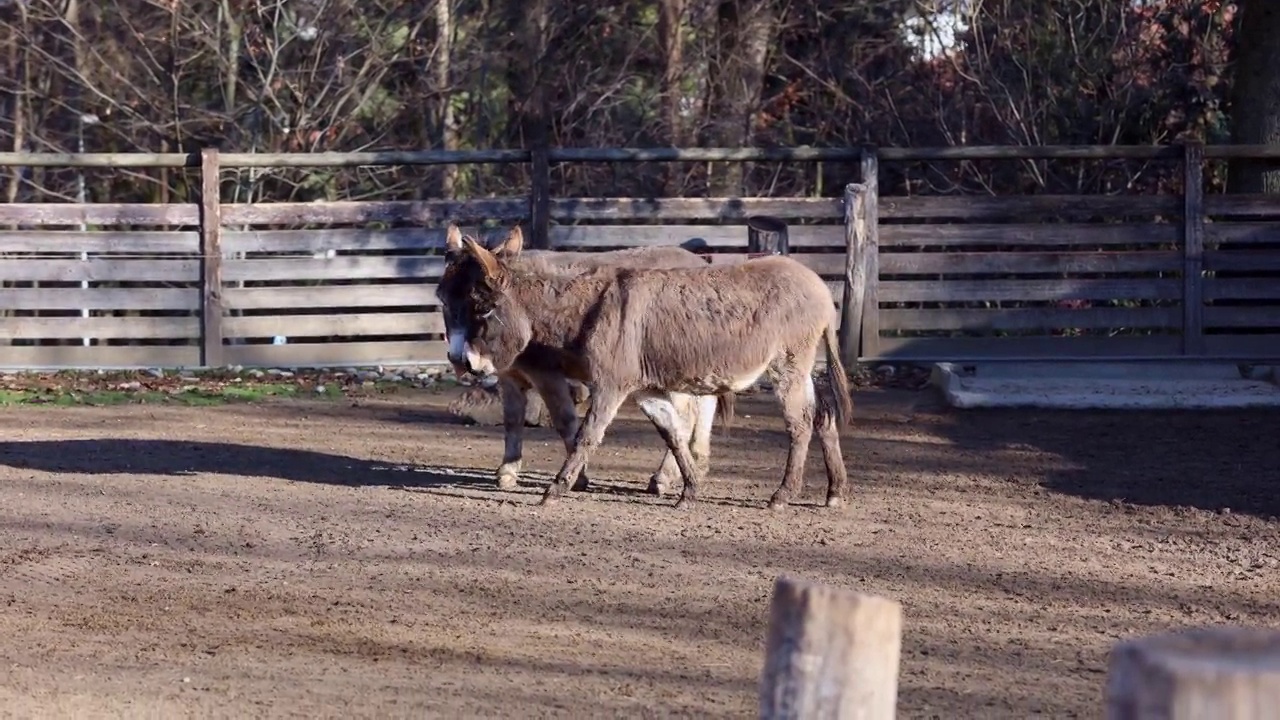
760,576,903,720
528,145,551,249
747,215,790,255
1182,141,1206,356
1106,627,1280,719
199,147,224,368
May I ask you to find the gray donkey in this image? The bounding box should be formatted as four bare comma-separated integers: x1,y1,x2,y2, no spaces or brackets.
438,226,854,510
441,225,733,496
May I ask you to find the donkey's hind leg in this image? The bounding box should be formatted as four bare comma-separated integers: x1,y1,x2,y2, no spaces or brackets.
767,366,818,510
813,377,849,508
647,392,700,496
635,391,704,509
495,372,532,490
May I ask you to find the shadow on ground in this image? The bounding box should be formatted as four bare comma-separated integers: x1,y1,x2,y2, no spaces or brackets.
0,438,489,490
916,398,1280,520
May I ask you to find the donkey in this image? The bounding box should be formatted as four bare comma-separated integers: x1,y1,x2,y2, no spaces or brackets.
441,225,733,496
438,227,855,510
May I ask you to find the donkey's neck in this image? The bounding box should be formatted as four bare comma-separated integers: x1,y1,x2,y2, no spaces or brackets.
505,265,614,350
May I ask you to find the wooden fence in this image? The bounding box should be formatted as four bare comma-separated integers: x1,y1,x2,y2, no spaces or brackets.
0,144,1279,369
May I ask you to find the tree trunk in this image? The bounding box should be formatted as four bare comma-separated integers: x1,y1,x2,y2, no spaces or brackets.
1228,2,1280,193
702,0,778,196
435,0,458,197
658,0,686,194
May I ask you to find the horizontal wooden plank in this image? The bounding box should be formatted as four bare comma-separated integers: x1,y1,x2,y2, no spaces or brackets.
0,204,198,227
223,312,445,338
880,250,1180,275
0,289,198,312
879,278,1182,303
878,195,1181,221
222,340,446,367
0,152,194,168
881,223,1180,247
222,285,439,310
221,199,528,226
222,256,443,282
1204,250,1280,272
702,253,844,275
1204,279,1280,301
879,307,1181,332
220,149,528,167
1203,306,1280,329
0,259,199,282
549,224,844,249
0,230,199,253
1204,222,1280,245
869,334,1182,361
1202,335,1280,359
0,288,198,311
223,228,440,253
550,147,865,163
1205,195,1280,219
0,344,200,369
0,316,198,340
549,198,843,221
879,145,1182,161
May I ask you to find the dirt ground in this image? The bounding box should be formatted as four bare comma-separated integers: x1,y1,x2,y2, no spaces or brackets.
1,383,1279,719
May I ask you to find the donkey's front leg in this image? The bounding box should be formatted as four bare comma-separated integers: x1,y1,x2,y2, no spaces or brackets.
526,371,592,492
540,387,627,506
495,373,531,490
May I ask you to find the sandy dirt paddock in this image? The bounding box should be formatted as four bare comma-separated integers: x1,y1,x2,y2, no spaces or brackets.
1,383,1278,718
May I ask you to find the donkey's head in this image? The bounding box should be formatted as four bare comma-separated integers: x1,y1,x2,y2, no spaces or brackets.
437,224,533,378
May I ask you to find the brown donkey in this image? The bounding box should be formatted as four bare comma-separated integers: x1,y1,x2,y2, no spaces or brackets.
441,225,732,495
438,228,854,510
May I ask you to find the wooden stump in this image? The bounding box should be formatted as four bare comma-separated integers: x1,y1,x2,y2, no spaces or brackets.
759,576,902,720
1106,627,1280,719
748,215,790,256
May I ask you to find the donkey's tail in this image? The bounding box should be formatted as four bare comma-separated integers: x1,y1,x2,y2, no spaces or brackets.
822,322,855,426
715,391,736,436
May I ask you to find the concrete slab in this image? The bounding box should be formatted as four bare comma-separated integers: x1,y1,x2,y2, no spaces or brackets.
929,361,1280,410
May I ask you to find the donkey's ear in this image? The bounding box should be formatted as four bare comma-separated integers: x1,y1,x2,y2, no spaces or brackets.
462,236,501,280
493,225,524,257
444,224,464,255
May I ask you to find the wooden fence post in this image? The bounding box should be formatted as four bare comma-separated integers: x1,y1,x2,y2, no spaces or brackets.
841,183,867,365
858,148,880,359
1182,141,1206,356
759,576,903,720
1105,627,1280,719
529,145,551,249
199,147,224,368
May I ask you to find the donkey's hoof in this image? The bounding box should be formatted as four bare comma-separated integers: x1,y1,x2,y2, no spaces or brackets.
537,492,559,507
825,496,845,509
570,474,591,492
646,475,671,497
674,496,696,510
767,494,789,511
495,470,520,491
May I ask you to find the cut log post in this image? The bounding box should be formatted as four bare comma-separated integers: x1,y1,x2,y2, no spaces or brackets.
1106,627,1280,719
747,215,790,255
759,576,903,720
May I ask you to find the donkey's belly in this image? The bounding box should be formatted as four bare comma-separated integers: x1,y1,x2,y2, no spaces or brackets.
655,360,771,394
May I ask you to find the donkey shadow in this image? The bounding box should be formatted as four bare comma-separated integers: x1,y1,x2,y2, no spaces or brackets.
0,438,495,491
